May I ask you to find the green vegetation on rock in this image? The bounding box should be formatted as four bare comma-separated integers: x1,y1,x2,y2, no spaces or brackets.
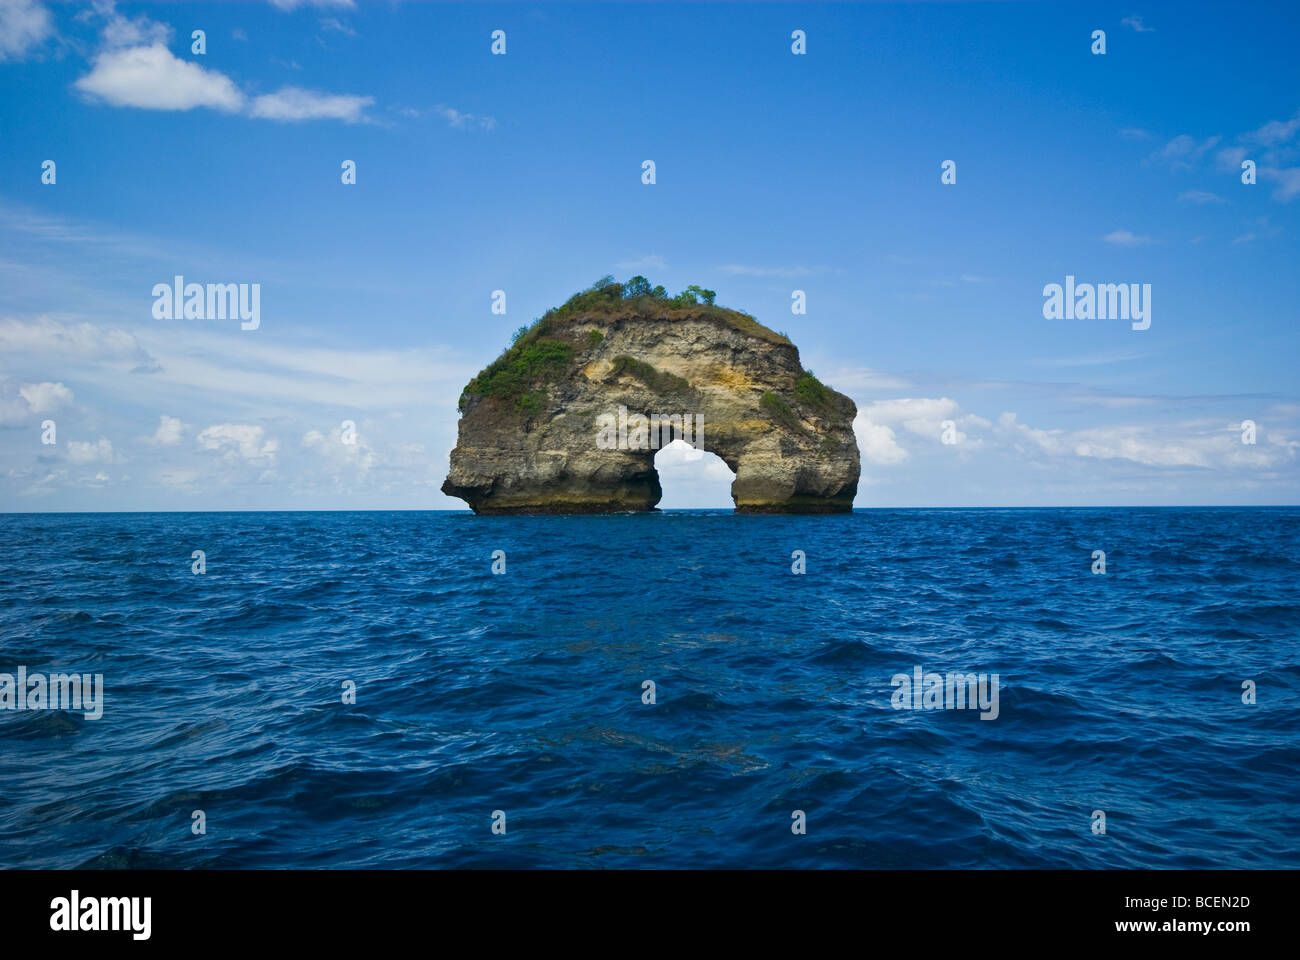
459,276,798,412
795,370,834,411
760,391,804,434
540,276,790,346
459,336,574,411
607,355,690,395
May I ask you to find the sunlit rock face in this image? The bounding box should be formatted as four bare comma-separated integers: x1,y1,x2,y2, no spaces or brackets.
443,287,859,514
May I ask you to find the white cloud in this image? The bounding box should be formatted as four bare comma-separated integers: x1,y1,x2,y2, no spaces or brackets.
1104,229,1152,246
1233,216,1281,244
269,0,354,9
319,17,356,36
1030,349,1148,368
997,411,1067,455
0,316,159,371
993,412,1292,471
1152,134,1220,170
197,424,278,462
434,105,496,131
249,86,373,123
148,414,185,445
1120,15,1155,32
652,440,736,508
18,381,73,413
67,437,114,464
1061,393,1157,409
18,468,65,496
1071,427,1217,469
302,426,376,475
75,44,246,112
1198,111,1300,203
136,329,474,411
1260,166,1300,203
654,438,732,476
718,264,830,278
1215,145,1248,172
71,22,371,125
856,397,989,451
1177,189,1225,204
1242,109,1300,147
0,398,27,426
860,397,958,435
0,0,52,60
824,367,911,392
99,6,171,49
615,254,668,271
159,468,199,489
854,417,908,465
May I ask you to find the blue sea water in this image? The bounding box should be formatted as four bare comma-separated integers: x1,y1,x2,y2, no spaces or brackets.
0,507,1296,869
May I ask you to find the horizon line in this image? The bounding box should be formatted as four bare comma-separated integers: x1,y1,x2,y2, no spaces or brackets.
2,505,1298,516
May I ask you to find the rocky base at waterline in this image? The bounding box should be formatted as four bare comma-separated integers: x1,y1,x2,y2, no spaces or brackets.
442,277,861,514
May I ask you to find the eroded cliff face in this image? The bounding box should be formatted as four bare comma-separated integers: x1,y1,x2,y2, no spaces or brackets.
442,294,859,514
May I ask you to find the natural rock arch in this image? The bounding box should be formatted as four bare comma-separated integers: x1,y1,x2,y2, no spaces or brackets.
653,441,736,508
442,279,860,514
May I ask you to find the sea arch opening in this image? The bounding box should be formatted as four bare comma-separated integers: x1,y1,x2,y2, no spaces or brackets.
653,439,737,509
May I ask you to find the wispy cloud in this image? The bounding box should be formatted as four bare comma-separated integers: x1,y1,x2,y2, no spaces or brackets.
98,3,171,49
1241,109,1300,147
823,367,911,391
615,254,668,272
0,0,53,61
931,274,992,288
1233,216,1282,244
319,17,356,37
1150,134,1220,170
269,0,354,10
1104,229,1152,246
1030,349,1149,368
1177,189,1226,204
718,264,831,278
1216,145,1248,172
1120,15,1155,33
434,105,496,130
0,316,160,372
1181,110,1300,203
1261,167,1300,202
249,87,373,123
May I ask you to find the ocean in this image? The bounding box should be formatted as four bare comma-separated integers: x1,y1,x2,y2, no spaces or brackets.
1,508,1296,869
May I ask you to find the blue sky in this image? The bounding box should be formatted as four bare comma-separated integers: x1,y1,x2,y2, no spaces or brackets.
1,0,1298,510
